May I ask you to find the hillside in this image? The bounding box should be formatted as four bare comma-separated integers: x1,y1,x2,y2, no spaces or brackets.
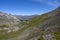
0,12,22,40
8,7,60,40
0,7,60,40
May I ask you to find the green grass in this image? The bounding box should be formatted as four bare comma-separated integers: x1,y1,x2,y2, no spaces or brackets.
54,32,60,40
0,23,28,40
0,25,9,28
28,15,52,27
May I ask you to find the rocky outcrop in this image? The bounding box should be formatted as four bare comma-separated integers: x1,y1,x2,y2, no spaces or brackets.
0,12,22,40
0,12,20,24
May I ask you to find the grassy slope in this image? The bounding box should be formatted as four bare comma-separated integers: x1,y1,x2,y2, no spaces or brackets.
5,13,52,40
0,13,51,40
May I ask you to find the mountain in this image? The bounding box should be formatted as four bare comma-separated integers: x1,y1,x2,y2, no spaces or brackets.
0,12,22,40
8,7,60,40
15,15,38,21
0,7,60,40
0,12,20,24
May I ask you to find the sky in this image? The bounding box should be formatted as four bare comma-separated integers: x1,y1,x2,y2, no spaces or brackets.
0,0,60,15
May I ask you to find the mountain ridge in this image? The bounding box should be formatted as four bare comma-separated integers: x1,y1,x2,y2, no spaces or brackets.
15,15,38,21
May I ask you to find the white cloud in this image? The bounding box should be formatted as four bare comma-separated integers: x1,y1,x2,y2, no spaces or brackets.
31,0,60,7
47,0,60,7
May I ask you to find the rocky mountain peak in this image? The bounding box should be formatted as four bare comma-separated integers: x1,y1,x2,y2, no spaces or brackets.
0,12,7,15
0,12,21,35
0,12,20,25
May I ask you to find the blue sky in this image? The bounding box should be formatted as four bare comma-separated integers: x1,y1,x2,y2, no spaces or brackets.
0,0,60,15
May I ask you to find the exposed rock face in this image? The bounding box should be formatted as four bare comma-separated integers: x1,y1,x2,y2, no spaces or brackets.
0,12,20,25
43,34,56,40
0,12,21,37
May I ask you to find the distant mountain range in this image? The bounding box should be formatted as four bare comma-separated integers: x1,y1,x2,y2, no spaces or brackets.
0,7,60,40
15,15,38,21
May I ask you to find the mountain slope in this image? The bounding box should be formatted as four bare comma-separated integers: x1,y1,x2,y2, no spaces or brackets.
8,7,60,40
0,12,22,40
0,12,20,25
